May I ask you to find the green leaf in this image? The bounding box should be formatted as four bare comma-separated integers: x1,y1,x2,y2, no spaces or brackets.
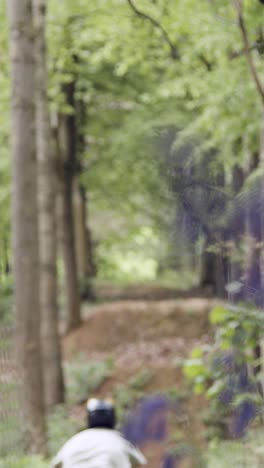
210,306,229,325
190,347,204,359
207,380,225,399
183,359,208,380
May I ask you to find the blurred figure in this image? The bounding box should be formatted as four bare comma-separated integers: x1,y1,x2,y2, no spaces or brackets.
51,398,147,468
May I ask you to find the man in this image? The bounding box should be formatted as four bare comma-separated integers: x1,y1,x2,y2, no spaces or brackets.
51,399,147,468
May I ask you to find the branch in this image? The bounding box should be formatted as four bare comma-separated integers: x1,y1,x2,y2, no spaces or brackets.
229,41,264,60
198,54,213,71
233,0,264,104
126,0,180,60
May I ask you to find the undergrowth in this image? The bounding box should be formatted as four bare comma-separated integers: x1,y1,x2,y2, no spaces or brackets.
64,354,113,403
206,428,264,467
0,455,48,468
184,303,264,440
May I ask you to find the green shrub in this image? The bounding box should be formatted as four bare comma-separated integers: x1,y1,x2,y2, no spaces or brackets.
114,369,154,423
0,455,48,468
183,304,263,439
47,404,82,456
206,429,264,467
64,355,113,403
0,278,13,325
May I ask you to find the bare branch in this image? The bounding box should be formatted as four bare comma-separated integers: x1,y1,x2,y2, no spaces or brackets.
230,44,256,60
232,0,264,104
126,0,180,60
198,54,213,71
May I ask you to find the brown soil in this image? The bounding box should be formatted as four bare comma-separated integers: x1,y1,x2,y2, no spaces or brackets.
63,296,219,467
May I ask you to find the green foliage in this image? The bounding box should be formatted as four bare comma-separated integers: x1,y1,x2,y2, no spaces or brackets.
206,429,264,467
96,226,160,282
64,355,113,403
183,303,264,439
0,403,82,466
1,0,264,281
47,405,81,456
0,455,48,468
0,278,13,325
114,369,154,422
0,414,24,459
209,304,263,352
184,303,264,394
0,2,11,283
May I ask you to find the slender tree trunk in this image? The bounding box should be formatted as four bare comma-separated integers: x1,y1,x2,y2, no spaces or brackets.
199,166,228,298
33,0,64,410
242,152,263,392
3,236,10,276
57,81,81,333
214,232,227,298
200,233,217,296
85,192,97,279
244,153,262,306
227,165,245,302
73,179,90,279
73,180,96,299
200,230,227,298
260,113,264,301
6,0,47,453
74,89,96,299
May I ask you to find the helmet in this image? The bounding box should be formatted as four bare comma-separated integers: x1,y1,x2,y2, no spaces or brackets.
87,398,116,429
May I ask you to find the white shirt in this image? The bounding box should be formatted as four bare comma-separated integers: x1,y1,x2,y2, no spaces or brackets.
50,428,147,468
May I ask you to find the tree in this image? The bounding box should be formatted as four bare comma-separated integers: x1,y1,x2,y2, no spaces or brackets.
73,180,96,298
57,77,81,333
0,1,11,285
33,0,64,410
6,0,47,453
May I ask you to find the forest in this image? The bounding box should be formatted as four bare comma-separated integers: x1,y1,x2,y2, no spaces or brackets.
1,0,264,467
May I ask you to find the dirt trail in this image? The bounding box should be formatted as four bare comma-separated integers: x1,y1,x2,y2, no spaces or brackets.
63,295,219,467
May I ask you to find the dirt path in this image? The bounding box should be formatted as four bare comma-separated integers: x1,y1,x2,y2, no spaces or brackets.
63,296,219,467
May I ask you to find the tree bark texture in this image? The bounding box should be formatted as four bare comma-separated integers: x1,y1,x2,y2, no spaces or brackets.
73,181,96,297
226,165,245,302
6,0,47,453
260,113,264,300
57,81,81,333
200,232,227,298
73,179,90,280
33,0,64,410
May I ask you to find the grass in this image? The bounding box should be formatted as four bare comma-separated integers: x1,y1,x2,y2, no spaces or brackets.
48,404,82,456
206,428,264,467
94,268,198,290
64,354,114,404
0,455,48,468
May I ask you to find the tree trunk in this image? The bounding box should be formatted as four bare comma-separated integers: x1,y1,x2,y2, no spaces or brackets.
200,233,217,296
6,0,47,453
200,231,227,298
73,180,96,299
260,113,264,301
199,165,228,298
227,165,245,302
243,153,262,306
57,81,81,333
33,0,64,410
73,179,89,279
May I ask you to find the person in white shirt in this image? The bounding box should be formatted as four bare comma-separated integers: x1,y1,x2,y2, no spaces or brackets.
51,398,147,468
